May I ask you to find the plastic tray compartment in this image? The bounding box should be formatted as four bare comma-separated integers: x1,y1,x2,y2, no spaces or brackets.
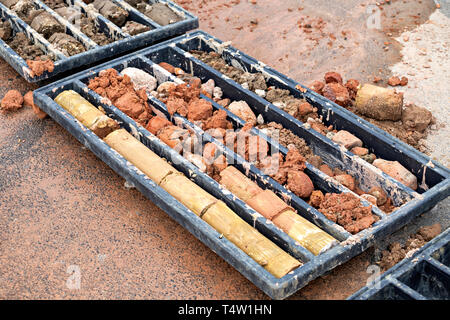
33,32,450,300
0,0,198,82
349,228,450,300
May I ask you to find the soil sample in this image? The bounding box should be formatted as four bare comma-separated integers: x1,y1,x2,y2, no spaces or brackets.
30,11,64,39
378,223,442,270
313,192,379,234
80,17,114,45
125,1,183,26
1,90,23,113
52,5,114,45
42,0,66,10
54,6,82,23
121,20,150,35
49,32,85,56
93,0,128,27
0,0,20,8
6,0,44,25
5,31,54,61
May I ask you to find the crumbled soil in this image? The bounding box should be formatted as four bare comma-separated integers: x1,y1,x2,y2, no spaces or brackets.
0,89,23,113
87,68,152,126
0,24,55,76
49,32,86,56
91,0,150,35
191,50,324,131
125,1,183,26
49,1,114,46
121,20,151,36
313,192,379,234
257,121,314,160
23,90,47,119
26,58,55,77
4,31,54,61
378,223,442,271
93,0,128,27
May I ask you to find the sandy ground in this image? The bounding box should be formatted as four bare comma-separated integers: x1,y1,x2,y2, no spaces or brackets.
390,9,450,166
0,0,448,300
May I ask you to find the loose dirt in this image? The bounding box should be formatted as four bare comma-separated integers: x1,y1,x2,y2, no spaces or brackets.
378,223,442,270
314,192,379,234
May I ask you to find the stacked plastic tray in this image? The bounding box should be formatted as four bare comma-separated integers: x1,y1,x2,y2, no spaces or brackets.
33,31,450,299
0,0,198,82
349,228,450,300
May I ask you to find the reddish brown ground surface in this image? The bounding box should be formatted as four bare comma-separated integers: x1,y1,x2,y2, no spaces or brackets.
0,0,439,299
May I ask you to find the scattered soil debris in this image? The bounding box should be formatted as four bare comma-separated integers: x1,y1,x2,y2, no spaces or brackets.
378,223,442,270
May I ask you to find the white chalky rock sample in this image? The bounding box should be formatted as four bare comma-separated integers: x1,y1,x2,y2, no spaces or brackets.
122,67,157,93
228,101,257,125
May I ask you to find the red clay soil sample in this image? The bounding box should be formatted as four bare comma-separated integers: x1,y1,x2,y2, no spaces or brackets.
27,58,55,77
188,99,213,121
314,192,378,234
203,109,233,131
309,80,325,94
87,68,152,126
259,148,314,199
324,71,343,84
1,90,23,113
203,142,228,181
163,81,213,122
379,223,442,270
145,116,172,135
23,91,48,119
322,82,351,107
257,121,315,161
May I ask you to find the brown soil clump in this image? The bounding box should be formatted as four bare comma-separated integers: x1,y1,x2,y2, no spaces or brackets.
1,90,23,113
379,223,442,270
5,31,54,62
315,192,378,234
87,68,152,126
